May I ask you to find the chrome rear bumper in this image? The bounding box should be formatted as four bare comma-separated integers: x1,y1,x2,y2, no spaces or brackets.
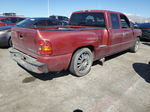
9,48,48,74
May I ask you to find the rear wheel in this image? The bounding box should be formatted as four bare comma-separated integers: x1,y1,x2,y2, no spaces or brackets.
130,37,140,53
69,48,93,77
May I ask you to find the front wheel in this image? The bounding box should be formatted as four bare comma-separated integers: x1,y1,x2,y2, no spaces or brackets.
69,48,93,77
130,37,140,53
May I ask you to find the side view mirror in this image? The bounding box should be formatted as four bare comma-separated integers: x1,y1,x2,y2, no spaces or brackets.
134,25,139,29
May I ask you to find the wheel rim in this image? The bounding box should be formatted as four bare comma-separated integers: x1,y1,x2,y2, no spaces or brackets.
76,52,91,73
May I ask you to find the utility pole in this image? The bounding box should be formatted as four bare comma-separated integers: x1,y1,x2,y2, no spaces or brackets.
48,0,50,17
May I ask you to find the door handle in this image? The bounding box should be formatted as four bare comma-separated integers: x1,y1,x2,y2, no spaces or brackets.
122,32,126,36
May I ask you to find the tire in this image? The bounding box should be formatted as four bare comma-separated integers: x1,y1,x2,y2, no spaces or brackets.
8,38,12,47
69,48,93,77
130,37,140,53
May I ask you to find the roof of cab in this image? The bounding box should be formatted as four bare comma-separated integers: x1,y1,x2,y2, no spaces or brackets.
72,10,124,15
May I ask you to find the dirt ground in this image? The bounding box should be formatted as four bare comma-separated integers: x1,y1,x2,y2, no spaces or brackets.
0,41,150,112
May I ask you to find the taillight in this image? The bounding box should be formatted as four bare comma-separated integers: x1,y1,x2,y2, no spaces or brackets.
37,40,52,55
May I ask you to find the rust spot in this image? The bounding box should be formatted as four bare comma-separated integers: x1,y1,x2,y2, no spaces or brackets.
22,77,36,83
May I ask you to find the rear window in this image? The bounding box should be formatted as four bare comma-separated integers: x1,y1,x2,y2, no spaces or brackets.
69,12,106,27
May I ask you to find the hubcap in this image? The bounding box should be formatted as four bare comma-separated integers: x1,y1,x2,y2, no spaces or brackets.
77,52,90,72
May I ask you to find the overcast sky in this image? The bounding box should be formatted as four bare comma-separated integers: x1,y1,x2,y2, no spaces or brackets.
0,0,149,18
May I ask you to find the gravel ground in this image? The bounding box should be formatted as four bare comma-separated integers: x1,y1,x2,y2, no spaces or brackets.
0,41,150,112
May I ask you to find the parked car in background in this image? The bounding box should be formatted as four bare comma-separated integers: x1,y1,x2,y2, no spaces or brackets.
0,17,65,47
0,25,14,47
17,17,67,27
0,16,25,27
10,10,141,77
49,15,69,25
138,23,150,40
130,22,142,40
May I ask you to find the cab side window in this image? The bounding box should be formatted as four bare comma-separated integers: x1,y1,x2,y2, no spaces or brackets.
120,15,130,28
110,13,120,29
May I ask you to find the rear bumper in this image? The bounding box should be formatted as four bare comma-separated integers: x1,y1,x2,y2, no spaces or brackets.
9,48,48,74
9,48,72,73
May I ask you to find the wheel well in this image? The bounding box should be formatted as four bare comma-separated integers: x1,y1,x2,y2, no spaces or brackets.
73,45,94,55
70,45,95,64
70,45,94,56
68,45,95,71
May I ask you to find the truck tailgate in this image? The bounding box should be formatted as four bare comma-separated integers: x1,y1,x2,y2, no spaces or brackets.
11,27,38,58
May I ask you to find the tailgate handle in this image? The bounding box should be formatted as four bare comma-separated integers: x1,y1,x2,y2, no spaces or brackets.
19,34,24,38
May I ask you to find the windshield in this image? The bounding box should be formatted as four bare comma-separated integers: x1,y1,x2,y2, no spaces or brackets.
16,18,36,27
69,12,106,27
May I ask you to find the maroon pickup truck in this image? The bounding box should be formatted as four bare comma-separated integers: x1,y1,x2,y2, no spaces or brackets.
10,10,142,77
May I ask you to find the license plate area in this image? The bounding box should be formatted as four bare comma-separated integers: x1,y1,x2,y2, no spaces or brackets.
12,52,27,61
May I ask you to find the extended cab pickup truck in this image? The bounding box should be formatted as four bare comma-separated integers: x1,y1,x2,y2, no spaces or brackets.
10,10,142,77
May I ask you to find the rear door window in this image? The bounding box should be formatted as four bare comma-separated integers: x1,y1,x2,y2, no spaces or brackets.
110,13,120,29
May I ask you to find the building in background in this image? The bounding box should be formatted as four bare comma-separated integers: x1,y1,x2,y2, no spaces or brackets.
3,12,16,16
0,12,24,17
